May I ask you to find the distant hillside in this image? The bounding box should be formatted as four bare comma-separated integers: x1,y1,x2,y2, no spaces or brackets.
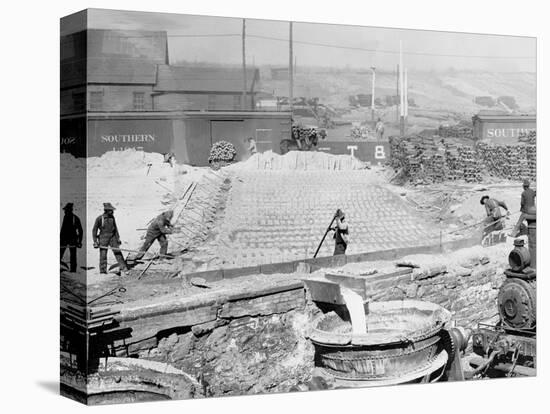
259,68,536,115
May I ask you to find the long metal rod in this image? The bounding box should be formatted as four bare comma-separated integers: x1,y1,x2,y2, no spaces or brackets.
289,21,293,113
242,18,247,110
313,216,337,258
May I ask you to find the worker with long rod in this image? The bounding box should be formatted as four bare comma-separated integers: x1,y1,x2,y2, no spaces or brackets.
314,209,349,258
92,202,129,275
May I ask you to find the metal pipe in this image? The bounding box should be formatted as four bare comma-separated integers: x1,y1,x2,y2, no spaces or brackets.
289,21,293,113
528,220,536,269
492,363,536,377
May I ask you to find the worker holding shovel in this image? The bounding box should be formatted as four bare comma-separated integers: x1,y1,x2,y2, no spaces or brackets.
92,202,129,275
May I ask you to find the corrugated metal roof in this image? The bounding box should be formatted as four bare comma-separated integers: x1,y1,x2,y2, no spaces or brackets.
154,65,259,93
87,57,158,84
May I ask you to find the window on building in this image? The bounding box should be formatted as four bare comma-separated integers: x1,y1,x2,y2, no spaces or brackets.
133,92,145,111
233,95,242,109
72,92,85,112
208,95,216,110
89,91,103,111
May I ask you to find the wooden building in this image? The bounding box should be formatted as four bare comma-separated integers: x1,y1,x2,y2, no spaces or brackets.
60,24,291,164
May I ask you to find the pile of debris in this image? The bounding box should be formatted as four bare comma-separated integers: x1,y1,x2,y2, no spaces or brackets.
518,130,536,145
389,135,482,184
476,143,536,182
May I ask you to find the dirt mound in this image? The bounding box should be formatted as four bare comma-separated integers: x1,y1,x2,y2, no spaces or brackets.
229,150,368,171
60,153,86,177
87,149,170,176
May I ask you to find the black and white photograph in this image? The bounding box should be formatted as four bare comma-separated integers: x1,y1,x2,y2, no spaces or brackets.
57,7,540,405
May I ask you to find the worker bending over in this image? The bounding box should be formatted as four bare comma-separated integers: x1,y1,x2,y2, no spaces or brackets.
480,195,509,238
331,209,349,255
128,210,175,265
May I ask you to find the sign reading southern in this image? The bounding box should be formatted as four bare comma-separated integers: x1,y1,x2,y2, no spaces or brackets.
60,118,86,157
87,119,173,156
317,141,390,164
100,134,156,144
486,127,535,138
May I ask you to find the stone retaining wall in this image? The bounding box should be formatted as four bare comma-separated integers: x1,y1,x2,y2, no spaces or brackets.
109,244,505,397
111,281,314,396
326,255,505,327
184,234,480,284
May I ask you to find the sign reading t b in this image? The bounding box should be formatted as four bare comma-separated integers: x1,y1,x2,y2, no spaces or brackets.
347,145,358,157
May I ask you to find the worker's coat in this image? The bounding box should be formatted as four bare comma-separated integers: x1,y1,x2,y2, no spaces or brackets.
145,214,173,242
60,213,83,246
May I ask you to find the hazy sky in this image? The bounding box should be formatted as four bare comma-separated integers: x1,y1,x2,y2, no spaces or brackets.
80,8,536,72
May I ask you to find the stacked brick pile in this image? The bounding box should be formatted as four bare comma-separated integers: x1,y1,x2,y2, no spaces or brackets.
206,170,440,267
389,135,482,184
292,124,320,141
518,130,536,145
458,146,482,182
476,143,536,182
438,124,473,139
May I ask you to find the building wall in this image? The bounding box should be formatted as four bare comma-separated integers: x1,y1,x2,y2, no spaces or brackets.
63,112,290,163
473,117,536,144
153,93,254,111
61,86,87,116
61,116,87,157
174,115,291,166
87,29,168,63
87,117,175,156
87,84,155,112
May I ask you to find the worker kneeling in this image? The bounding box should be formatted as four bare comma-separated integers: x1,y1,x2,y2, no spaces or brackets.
128,210,175,265
331,209,349,255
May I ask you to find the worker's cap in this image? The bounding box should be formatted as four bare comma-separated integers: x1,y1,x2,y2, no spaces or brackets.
523,179,530,187
103,202,116,211
479,195,489,205
62,202,74,211
164,210,174,218
336,208,345,218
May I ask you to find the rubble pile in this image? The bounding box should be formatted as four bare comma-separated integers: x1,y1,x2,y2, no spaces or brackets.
476,143,536,182
389,135,482,184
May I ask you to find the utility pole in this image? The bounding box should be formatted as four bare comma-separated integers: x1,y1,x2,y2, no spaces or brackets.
289,21,294,114
371,66,376,122
404,68,408,133
396,64,400,123
399,41,405,136
242,18,247,110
